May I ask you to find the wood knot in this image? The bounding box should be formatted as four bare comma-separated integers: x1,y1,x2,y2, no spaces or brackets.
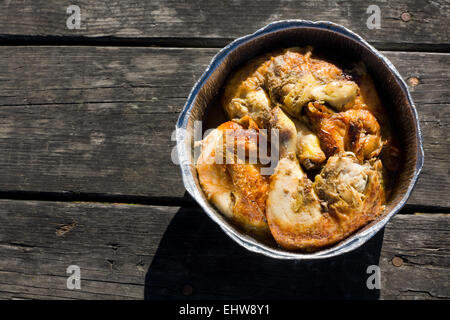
392,256,404,267
400,12,411,22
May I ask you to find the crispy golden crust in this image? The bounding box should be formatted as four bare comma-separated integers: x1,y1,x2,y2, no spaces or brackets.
305,102,384,161
227,163,269,231
267,153,384,251
196,121,270,235
266,156,342,250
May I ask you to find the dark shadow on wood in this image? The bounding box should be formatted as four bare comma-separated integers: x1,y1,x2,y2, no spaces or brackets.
144,199,384,300
0,190,196,207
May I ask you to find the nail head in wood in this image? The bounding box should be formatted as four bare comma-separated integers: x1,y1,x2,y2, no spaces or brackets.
401,12,411,22
407,77,420,87
392,256,404,267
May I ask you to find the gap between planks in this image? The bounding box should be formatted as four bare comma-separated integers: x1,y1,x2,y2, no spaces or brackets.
0,35,449,53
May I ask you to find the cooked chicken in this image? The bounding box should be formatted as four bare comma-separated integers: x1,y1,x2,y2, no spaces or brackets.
196,121,270,235
265,47,358,118
270,106,298,157
310,80,359,111
293,118,326,169
314,153,385,236
349,63,400,172
305,102,384,161
266,114,384,250
347,62,387,123
222,53,276,128
266,109,342,250
223,47,359,125
196,46,396,251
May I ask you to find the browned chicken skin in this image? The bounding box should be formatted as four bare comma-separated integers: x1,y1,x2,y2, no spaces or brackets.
265,47,359,117
265,109,384,250
305,102,384,161
196,120,270,235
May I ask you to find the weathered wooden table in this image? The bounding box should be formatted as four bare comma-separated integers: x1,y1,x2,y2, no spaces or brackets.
0,1,448,300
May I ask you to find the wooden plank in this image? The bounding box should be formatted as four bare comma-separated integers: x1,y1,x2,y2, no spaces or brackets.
0,47,207,201
0,47,448,207
0,200,178,299
0,1,448,50
380,213,450,299
0,200,447,299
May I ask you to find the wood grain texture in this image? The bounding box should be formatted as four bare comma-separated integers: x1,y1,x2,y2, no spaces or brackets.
0,200,178,299
0,200,447,299
0,47,448,207
380,213,450,299
0,1,448,50
0,46,204,200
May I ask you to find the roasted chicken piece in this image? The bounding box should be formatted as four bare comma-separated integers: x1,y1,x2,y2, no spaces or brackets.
293,118,326,169
349,63,400,172
265,47,358,118
222,53,276,128
266,154,342,250
347,62,387,124
223,47,359,126
222,47,333,168
269,106,298,157
314,153,385,236
196,120,270,235
305,102,384,161
266,108,342,250
266,108,384,250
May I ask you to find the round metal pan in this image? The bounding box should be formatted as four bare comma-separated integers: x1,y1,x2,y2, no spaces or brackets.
176,20,424,259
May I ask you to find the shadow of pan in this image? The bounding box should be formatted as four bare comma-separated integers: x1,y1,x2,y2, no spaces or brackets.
145,200,383,300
